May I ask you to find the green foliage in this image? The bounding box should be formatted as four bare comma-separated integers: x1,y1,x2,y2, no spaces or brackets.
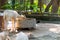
1,3,12,9
58,6,60,14
14,3,21,10
34,0,38,6
42,4,46,12
33,0,38,12
25,1,30,10
1,0,59,14
32,3,38,12
43,4,46,9
49,5,52,12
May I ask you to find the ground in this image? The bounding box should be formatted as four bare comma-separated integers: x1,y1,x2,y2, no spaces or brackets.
9,21,60,40
30,23,60,40
22,21,60,40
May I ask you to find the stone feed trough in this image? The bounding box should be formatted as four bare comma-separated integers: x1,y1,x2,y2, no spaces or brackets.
18,18,36,29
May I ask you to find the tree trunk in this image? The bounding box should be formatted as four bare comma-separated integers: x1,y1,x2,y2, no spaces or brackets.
45,0,53,12
20,0,24,4
0,0,1,8
51,0,59,13
12,0,15,9
45,0,60,14
30,0,34,10
38,0,43,13
30,0,34,4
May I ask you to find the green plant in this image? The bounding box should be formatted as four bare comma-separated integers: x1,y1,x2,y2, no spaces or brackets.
58,6,60,14
31,3,38,13
1,3,12,9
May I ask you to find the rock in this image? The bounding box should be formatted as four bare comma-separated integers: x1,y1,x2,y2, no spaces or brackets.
0,31,10,40
16,32,29,40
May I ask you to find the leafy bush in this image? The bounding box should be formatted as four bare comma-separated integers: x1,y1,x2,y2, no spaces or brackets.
1,3,12,9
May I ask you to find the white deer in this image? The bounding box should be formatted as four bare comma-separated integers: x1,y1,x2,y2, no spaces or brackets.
3,10,20,32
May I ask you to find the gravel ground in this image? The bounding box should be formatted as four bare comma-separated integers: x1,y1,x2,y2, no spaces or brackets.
9,21,60,40
29,21,60,40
